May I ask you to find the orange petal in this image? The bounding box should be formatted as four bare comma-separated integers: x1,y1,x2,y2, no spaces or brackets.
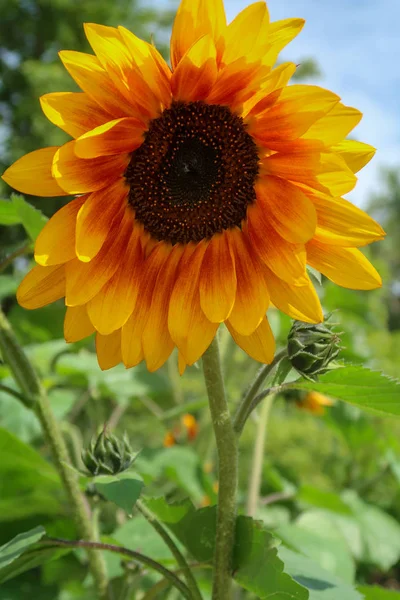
255,176,317,244
178,352,187,376
207,58,261,106
118,26,172,107
64,305,95,342
307,240,382,290
75,179,128,262
170,0,226,68
121,242,171,368
65,207,133,306
40,92,112,139
35,196,86,266
199,231,236,323
226,316,275,364
171,35,218,102
142,244,184,372
2,147,69,197
87,224,144,335
74,117,145,158
59,50,137,118
96,330,122,370
52,140,129,195
265,267,323,323
303,103,362,146
83,24,160,120
247,204,307,284
251,85,339,144
331,140,376,174
168,241,218,364
242,62,296,118
227,228,270,336
17,264,65,309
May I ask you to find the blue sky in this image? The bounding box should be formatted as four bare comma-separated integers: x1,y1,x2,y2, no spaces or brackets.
160,0,400,207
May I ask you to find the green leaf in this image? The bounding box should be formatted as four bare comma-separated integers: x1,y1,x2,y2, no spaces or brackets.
279,547,363,600
0,428,62,522
0,545,69,584
297,486,353,516
289,366,400,417
343,491,400,571
0,275,19,301
11,194,48,241
234,517,309,599
358,586,400,599
0,527,45,573
95,473,144,515
0,199,21,225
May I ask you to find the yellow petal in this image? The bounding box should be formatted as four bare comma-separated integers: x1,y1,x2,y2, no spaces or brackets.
170,0,226,68
2,148,69,197
226,316,275,364
265,267,323,323
223,2,269,65
242,62,297,118
17,264,65,309
199,231,236,323
309,190,385,247
307,240,382,290
35,196,85,266
331,140,376,173
171,35,218,102
303,102,362,146
96,330,122,370
40,92,112,139
64,305,95,343
262,18,305,66
74,117,145,158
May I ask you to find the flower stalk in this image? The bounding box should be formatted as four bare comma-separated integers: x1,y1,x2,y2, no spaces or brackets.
202,336,238,600
0,308,108,598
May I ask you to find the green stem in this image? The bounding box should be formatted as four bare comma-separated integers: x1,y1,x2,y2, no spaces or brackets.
246,394,275,517
137,500,203,600
233,349,287,436
42,538,191,599
167,352,184,405
0,383,31,408
0,309,108,598
202,336,238,600
0,242,31,274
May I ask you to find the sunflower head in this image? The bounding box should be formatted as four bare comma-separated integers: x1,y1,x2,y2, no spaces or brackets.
287,316,341,381
2,0,385,373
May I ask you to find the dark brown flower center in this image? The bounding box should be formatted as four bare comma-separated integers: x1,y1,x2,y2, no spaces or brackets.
125,101,259,245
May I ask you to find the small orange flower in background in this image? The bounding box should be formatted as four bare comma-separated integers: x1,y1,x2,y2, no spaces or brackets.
163,413,199,446
2,0,385,373
296,391,334,415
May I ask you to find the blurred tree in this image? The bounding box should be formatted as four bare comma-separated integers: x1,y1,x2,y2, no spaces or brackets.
0,0,174,197
291,57,322,80
368,169,400,331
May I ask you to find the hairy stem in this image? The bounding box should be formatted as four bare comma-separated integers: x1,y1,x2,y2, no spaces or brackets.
42,538,191,598
0,309,108,598
233,350,287,436
246,394,275,517
137,500,203,600
202,336,238,600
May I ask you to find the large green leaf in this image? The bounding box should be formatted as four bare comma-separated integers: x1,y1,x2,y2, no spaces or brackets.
95,473,144,515
289,366,400,416
279,547,363,600
145,499,308,598
233,517,309,599
11,194,48,241
358,586,400,599
0,428,63,522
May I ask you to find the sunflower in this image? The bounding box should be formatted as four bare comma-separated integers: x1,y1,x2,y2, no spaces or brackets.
2,0,384,373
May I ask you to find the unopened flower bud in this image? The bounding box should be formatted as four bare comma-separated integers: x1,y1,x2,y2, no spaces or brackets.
287,316,341,381
82,428,138,476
